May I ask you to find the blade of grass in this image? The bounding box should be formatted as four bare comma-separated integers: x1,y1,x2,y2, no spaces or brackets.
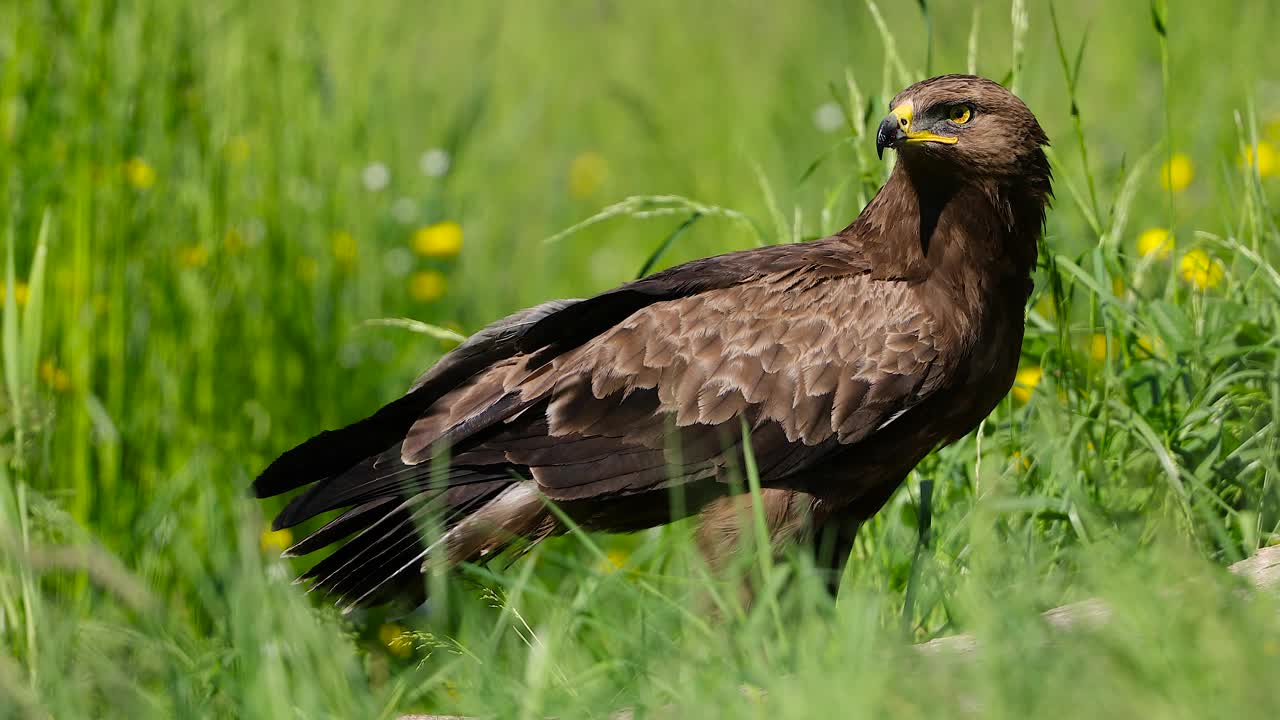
636,212,702,279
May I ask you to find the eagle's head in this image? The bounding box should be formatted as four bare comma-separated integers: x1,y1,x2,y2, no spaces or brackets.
876,75,1050,183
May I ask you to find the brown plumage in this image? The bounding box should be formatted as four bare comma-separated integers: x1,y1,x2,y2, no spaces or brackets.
253,75,1052,610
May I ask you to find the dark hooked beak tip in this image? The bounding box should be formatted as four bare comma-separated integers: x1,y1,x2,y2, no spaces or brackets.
876,115,901,160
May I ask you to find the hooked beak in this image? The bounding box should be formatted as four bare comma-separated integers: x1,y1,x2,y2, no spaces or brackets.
875,115,901,159
875,101,958,159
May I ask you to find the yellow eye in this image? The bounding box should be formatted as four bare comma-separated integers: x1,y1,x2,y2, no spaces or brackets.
948,105,972,124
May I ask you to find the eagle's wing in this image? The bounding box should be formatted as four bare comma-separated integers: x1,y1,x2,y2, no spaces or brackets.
254,238,950,608
252,241,848,500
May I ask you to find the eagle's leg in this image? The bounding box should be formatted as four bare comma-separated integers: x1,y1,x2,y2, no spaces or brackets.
810,474,914,594
812,513,861,595
694,489,820,608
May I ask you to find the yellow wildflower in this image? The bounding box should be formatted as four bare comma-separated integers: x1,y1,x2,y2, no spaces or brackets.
568,151,608,198
1136,227,1173,260
332,230,358,268
1136,335,1164,358
1160,153,1193,192
260,527,293,554
38,360,71,392
1,280,30,306
412,221,463,258
1087,333,1109,363
1011,366,1042,404
225,135,251,164
177,244,209,268
1009,451,1032,471
123,157,156,190
296,256,319,283
1242,142,1277,178
1179,249,1224,290
378,623,414,659
409,270,447,302
598,547,630,574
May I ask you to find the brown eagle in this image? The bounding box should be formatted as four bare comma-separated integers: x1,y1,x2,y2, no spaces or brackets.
253,75,1051,610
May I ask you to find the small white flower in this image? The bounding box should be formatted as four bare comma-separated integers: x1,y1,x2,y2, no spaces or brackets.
382,247,414,277
362,162,391,191
813,102,844,133
391,197,418,223
420,148,451,177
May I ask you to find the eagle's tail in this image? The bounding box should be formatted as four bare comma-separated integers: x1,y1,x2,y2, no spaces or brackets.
280,477,549,612
256,423,551,611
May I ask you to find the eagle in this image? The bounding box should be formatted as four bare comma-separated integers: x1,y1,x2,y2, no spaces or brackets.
253,75,1052,610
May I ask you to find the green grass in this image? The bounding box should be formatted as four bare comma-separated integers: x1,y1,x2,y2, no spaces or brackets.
3,1,1280,717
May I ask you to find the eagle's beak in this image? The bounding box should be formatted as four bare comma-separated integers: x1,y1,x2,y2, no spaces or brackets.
876,115,902,159
876,101,958,159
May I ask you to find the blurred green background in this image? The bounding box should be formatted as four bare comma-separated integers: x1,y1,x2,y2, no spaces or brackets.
3,1,1280,718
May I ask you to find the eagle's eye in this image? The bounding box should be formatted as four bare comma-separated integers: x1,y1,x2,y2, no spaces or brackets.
947,104,973,125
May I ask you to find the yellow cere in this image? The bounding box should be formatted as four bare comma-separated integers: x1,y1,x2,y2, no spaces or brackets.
1160,153,1193,192
891,100,958,147
1011,366,1043,404
412,221,463,258
1136,227,1173,260
1179,249,1223,290
891,101,914,130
